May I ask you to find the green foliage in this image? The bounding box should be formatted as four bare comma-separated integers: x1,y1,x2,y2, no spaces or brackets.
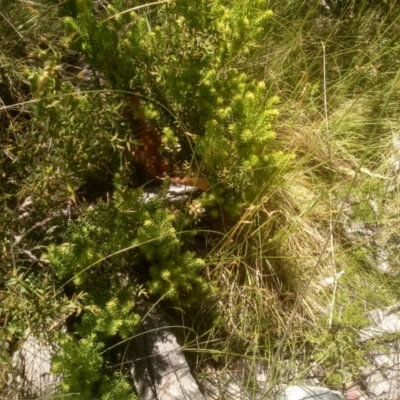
80,294,139,339
199,81,282,212
58,0,286,214
52,333,104,398
47,184,209,302
45,183,209,397
136,206,207,297
99,372,137,400
52,332,137,399
21,52,128,199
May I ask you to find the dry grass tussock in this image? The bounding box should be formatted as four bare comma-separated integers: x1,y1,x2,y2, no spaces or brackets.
208,172,338,348
208,6,400,368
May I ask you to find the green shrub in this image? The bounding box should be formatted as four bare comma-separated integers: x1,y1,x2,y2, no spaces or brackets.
45,184,209,398
59,0,286,214
46,183,209,302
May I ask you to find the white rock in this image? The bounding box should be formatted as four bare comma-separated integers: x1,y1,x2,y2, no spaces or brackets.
359,306,400,342
280,385,345,400
129,303,206,400
9,335,60,397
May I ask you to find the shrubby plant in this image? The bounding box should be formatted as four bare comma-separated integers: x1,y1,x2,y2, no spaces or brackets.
46,182,208,302
59,0,285,213
45,181,209,398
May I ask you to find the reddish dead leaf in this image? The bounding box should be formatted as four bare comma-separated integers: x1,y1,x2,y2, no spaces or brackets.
169,177,211,192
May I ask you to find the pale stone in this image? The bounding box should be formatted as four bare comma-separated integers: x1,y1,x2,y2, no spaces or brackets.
128,303,206,400
280,385,345,400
